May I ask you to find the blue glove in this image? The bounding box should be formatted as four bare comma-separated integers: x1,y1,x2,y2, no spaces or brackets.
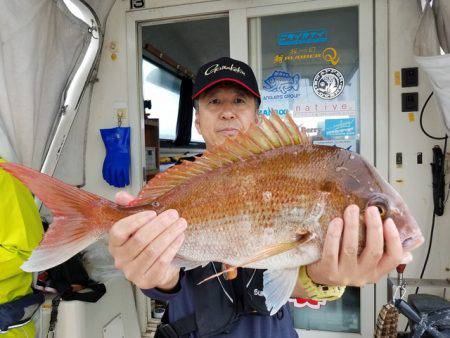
100,127,131,188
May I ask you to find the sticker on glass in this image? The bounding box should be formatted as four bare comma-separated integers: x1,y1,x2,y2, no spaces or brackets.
278,29,328,46
322,47,340,66
324,118,356,138
312,68,345,100
335,139,357,152
273,47,339,66
263,71,300,94
258,107,289,117
293,101,356,118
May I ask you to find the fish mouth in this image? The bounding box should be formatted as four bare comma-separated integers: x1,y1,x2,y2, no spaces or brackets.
401,235,425,252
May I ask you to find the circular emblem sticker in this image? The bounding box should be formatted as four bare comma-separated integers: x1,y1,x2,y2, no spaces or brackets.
312,68,345,100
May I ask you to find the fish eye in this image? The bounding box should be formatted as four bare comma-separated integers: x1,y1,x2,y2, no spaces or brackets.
374,204,387,218
367,194,389,219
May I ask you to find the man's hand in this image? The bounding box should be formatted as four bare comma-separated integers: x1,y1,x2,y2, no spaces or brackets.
108,191,186,290
306,205,413,287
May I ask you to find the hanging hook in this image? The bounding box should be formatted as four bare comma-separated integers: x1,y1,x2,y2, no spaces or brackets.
392,281,407,301
117,111,124,127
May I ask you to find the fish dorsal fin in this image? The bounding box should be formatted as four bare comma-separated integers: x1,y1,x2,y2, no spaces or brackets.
129,111,309,207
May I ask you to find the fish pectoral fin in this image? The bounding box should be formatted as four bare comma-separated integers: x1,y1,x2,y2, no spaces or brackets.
263,268,299,315
197,231,311,286
197,265,237,285
235,229,311,269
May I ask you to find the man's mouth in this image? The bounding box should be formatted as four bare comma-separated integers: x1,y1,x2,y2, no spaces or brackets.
217,128,239,137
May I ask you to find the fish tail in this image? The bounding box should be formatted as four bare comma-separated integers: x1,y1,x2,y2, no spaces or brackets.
0,162,121,272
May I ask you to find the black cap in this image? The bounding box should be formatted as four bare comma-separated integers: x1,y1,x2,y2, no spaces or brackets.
192,57,260,102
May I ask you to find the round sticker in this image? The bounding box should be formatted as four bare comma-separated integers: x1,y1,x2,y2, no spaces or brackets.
312,68,345,100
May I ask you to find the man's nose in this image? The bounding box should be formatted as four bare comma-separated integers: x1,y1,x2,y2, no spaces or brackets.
219,102,237,120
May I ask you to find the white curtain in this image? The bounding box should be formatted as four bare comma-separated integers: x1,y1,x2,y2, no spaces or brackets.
0,0,114,186
415,0,450,133
0,0,88,168
434,0,450,53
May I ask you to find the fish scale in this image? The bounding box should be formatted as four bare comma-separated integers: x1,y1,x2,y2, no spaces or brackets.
0,111,423,316
156,145,359,268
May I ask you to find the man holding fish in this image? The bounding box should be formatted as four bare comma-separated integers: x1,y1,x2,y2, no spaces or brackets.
106,57,423,337
0,57,423,338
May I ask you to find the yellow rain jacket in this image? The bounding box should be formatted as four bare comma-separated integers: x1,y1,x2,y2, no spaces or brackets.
0,158,43,337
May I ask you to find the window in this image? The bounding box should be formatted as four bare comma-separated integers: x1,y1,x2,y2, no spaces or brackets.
142,60,182,141
141,15,230,146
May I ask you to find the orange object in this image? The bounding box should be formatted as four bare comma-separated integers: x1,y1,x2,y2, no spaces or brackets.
223,264,237,280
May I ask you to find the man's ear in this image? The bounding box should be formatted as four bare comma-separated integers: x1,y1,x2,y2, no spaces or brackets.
194,111,201,134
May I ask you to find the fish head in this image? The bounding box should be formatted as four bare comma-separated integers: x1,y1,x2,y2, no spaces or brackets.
338,151,424,253
364,189,424,252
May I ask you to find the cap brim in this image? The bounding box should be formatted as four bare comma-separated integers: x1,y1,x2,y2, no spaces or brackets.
192,77,261,100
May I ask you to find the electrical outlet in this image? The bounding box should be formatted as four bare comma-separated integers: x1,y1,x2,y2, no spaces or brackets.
401,67,419,87
401,92,419,112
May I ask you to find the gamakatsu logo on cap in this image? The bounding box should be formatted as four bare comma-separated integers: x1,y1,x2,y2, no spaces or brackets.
205,64,246,76
312,68,344,100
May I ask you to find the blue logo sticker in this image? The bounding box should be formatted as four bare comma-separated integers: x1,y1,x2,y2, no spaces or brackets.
258,108,289,117
324,118,356,138
278,29,328,46
263,71,300,94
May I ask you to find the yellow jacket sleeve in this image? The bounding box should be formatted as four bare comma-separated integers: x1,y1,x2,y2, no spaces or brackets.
0,158,43,304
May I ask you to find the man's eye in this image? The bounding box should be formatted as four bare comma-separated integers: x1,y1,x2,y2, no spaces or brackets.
235,98,245,104
209,98,220,104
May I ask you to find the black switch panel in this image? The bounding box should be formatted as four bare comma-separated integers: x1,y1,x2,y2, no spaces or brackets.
401,67,419,87
417,152,423,164
402,92,419,112
396,152,402,166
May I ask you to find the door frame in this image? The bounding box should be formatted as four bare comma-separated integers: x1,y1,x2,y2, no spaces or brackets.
125,1,376,336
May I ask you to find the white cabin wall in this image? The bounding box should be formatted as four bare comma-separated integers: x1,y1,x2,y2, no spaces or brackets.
387,0,450,294
85,0,219,199
85,0,137,200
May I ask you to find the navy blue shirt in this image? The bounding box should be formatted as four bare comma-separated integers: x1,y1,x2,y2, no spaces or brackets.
142,272,298,338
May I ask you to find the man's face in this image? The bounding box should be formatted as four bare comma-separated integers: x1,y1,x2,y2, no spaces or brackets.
195,84,258,148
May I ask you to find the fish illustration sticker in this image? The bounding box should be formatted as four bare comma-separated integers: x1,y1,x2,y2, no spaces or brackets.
312,68,345,100
263,71,300,94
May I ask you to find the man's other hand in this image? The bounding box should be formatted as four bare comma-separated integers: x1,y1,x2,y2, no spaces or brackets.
108,191,185,290
306,205,412,287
